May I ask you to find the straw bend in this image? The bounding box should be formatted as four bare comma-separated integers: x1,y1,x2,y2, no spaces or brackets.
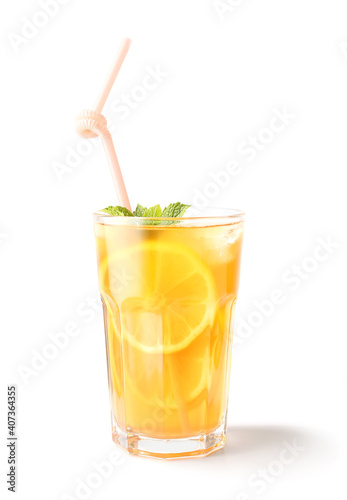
76,109,109,139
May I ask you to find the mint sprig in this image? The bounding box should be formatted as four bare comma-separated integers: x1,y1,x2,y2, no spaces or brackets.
100,202,190,225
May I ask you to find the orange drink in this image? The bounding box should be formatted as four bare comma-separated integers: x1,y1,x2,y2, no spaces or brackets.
94,208,244,458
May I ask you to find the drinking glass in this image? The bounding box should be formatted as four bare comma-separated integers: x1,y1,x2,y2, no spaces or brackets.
94,208,244,458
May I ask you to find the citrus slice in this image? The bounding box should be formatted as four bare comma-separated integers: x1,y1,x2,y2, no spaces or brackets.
99,240,216,354
105,303,212,410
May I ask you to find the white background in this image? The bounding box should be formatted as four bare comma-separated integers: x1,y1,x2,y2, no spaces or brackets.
1,0,346,498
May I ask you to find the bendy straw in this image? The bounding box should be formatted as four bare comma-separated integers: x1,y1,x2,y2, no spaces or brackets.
76,37,132,210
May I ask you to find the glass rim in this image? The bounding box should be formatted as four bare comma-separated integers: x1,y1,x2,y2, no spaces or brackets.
93,207,245,227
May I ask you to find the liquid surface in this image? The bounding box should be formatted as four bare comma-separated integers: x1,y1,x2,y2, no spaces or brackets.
95,222,243,439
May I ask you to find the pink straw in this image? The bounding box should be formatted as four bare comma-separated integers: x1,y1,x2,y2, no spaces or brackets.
94,38,132,114
76,38,132,210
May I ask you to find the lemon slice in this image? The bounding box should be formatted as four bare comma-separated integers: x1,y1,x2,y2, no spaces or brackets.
105,305,212,410
99,240,216,354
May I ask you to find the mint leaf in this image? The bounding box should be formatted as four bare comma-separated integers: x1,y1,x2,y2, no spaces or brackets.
101,206,133,217
140,204,162,225
133,204,146,217
162,202,190,218
143,205,162,218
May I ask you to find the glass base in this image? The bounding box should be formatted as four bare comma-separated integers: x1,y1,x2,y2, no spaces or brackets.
112,419,226,459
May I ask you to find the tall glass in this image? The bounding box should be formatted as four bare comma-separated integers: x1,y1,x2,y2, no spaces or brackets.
94,208,244,459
